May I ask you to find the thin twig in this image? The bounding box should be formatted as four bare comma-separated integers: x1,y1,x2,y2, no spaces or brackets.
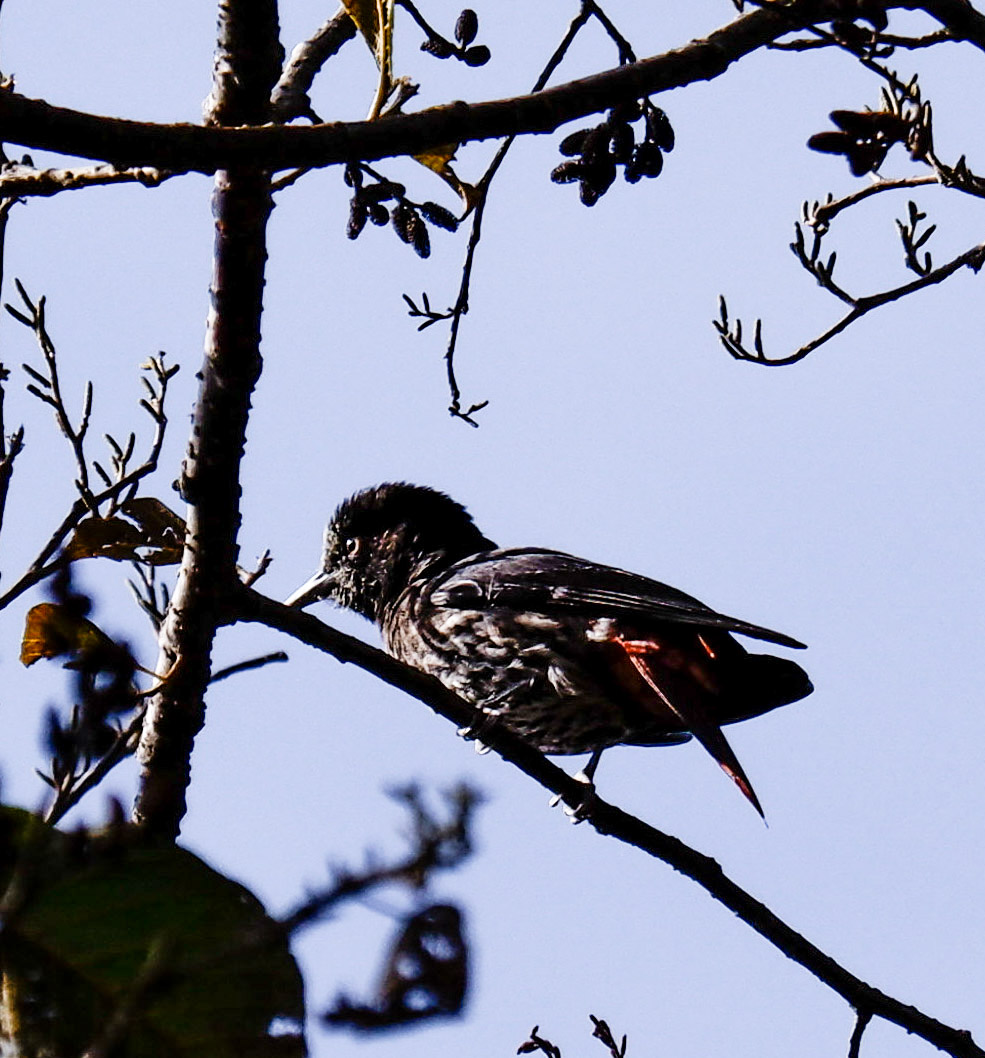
11,284,95,505
806,176,938,229
0,354,173,612
440,2,598,424
848,1009,873,1058
209,651,288,683
270,166,311,192
44,707,147,825
719,237,985,365
771,28,956,50
0,196,25,541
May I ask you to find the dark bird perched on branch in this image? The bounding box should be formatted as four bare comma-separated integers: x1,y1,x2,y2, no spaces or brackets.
286,483,812,816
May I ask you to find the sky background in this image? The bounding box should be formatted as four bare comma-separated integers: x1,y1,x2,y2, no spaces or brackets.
1,2,984,1057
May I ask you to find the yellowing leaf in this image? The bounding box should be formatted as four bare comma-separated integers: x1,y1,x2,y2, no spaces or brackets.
341,0,396,119
343,0,380,60
20,604,116,667
415,143,458,174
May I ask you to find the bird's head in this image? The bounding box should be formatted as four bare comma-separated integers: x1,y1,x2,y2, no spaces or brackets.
285,483,496,622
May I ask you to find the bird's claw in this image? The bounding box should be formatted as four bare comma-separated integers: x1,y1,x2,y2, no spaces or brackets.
549,770,597,822
456,714,496,754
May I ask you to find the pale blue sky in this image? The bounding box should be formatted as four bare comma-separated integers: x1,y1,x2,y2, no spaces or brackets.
1,4,983,1057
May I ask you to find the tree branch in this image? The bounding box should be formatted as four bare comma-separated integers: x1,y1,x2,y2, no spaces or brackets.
0,163,174,199
270,7,357,122
717,238,985,365
6,1,974,174
132,0,282,840
235,587,983,1058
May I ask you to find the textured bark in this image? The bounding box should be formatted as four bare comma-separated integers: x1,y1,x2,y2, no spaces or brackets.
133,0,282,839
2,2,982,175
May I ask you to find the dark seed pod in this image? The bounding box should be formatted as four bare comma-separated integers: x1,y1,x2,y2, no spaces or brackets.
455,9,479,46
611,100,642,124
609,122,635,164
369,202,389,226
845,142,886,175
580,124,609,164
550,159,584,184
858,0,889,30
462,45,490,67
831,20,871,49
558,128,591,157
391,202,417,243
420,201,459,231
411,217,431,259
362,181,400,203
422,37,455,59
908,121,932,161
586,156,617,194
645,107,675,152
347,199,368,240
807,130,856,155
579,182,602,207
625,142,663,182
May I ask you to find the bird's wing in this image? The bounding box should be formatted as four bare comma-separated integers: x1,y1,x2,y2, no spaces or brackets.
429,548,806,649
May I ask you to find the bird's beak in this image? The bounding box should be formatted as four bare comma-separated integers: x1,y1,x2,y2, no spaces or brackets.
284,570,333,608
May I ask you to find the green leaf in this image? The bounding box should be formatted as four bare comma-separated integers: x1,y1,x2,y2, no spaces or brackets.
0,807,306,1058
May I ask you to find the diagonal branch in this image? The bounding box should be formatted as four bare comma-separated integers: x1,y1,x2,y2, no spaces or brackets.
270,7,357,122
236,588,981,1058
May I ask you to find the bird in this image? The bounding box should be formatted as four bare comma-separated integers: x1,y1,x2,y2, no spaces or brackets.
285,483,812,816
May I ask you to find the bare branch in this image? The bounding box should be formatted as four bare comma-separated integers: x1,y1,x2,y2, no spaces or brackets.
270,8,357,122
10,2,983,174
848,1009,873,1058
209,651,288,684
44,707,146,826
235,587,985,1058
718,238,985,365
134,0,282,840
0,353,175,612
0,163,174,199
436,0,600,424
805,176,938,230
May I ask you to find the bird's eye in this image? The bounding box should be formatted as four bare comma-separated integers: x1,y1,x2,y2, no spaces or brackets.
344,536,362,558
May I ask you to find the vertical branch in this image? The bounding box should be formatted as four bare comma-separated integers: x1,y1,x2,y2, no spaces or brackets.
133,0,283,839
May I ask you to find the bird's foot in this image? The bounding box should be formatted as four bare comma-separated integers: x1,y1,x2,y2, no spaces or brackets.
456,713,497,755
549,769,597,823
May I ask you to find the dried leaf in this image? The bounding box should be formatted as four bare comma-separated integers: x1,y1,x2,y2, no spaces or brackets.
62,517,146,562
120,497,186,540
